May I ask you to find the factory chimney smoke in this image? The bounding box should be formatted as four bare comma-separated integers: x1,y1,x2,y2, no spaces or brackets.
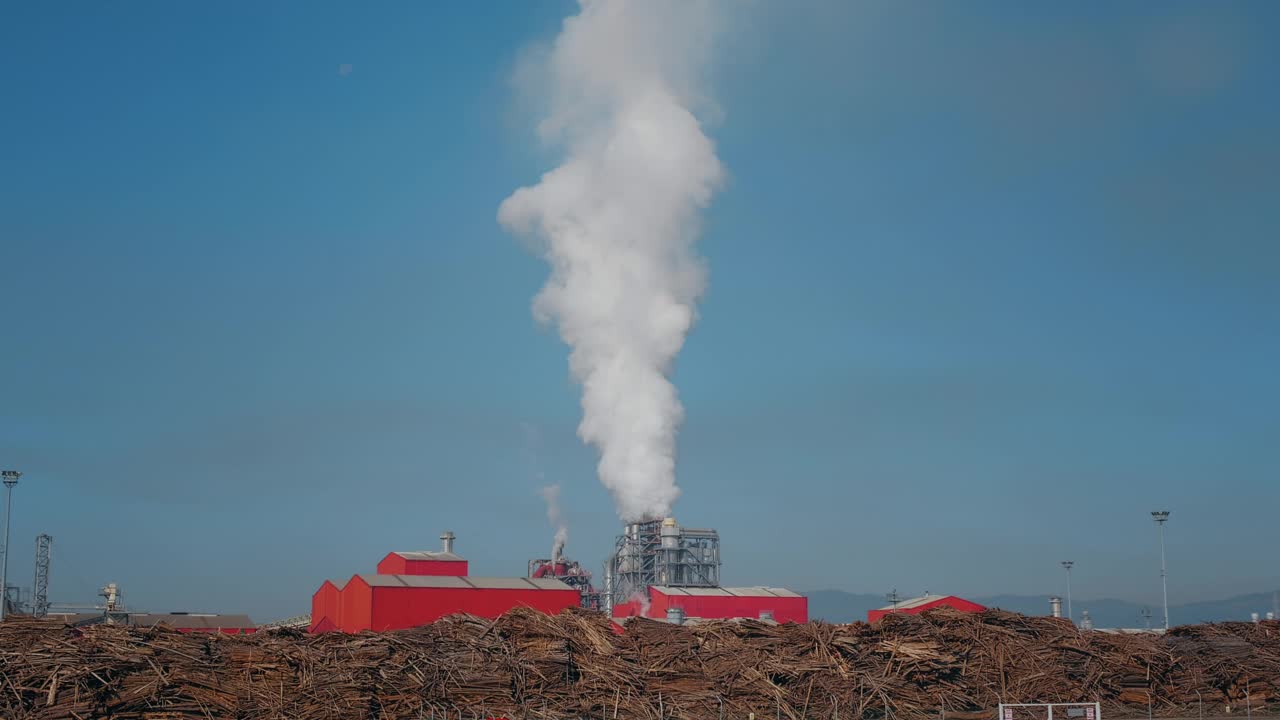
499,0,726,522
540,483,569,562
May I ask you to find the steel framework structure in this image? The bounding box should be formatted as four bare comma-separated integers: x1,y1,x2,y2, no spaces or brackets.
528,557,603,611
603,518,720,611
0,470,20,620
32,534,51,618
258,614,312,630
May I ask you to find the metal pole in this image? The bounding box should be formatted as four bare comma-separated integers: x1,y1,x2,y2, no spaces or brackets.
1067,568,1072,623
1154,513,1170,630
1061,562,1074,623
0,472,19,621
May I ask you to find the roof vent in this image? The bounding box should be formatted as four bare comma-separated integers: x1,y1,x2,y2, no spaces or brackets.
440,530,456,554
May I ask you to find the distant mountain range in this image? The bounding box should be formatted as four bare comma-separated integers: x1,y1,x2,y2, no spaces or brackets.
805,589,1280,628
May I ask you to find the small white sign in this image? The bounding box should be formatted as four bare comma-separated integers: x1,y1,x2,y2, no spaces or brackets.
1086,708,1095,720
1004,709,1013,720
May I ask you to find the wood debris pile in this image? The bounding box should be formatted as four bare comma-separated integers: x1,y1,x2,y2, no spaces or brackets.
1,608,1277,719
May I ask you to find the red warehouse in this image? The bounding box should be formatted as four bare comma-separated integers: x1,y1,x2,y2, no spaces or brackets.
310,579,346,633
867,594,986,623
612,586,808,624
310,531,582,633
376,531,469,576
335,575,580,632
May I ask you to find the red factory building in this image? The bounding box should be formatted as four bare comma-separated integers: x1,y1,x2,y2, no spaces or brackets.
376,547,468,576
867,594,986,623
311,531,581,633
612,586,808,624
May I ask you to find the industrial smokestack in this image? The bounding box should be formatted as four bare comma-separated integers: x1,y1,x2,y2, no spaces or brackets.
499,0,726,523
1050,596,1063,618
440,531,455,554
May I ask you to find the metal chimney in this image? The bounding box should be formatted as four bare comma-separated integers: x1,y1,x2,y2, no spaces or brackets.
1049,596,1063,618
666,607,686,625
440,530,455,554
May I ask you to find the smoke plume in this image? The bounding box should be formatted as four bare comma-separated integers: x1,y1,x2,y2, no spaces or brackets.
629,590,652,617
540,483,569,561
499,0,725,522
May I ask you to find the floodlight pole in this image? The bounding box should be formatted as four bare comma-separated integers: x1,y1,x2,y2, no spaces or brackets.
0,471,20,621
1152,511,1170,630
1060,561,1074,623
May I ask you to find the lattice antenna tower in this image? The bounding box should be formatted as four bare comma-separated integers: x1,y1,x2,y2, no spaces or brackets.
32,534,51,618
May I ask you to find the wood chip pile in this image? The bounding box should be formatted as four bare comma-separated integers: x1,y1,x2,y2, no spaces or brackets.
1,608,1277,719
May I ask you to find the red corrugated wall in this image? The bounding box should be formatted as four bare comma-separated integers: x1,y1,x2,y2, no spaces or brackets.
310,580,343,633
610,598,644,618
366,587,582,632
339,576,373,633
376,554,469,576
612,591,808,623
867,596,986,623
653,590,808,623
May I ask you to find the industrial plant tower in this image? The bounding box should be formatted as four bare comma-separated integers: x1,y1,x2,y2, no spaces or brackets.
603,517,720,612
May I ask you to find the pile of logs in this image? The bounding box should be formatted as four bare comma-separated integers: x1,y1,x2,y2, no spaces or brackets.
0,608,1276,719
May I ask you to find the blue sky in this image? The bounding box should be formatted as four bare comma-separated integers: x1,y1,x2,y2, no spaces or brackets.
1,1,1276,621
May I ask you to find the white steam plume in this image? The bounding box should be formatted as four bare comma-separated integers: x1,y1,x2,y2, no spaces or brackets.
499,0,725,523
627,590,652,617
540,483,569,561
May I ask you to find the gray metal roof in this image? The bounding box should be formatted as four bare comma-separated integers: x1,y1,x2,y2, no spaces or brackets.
356,574,574,591
46,612,256,629
652,586,802,598
357,574,468,588
685,616,780,626
390,550,466,562
874,594,947,611
525,577,575,590
464,576,574,591
400,576,473,588
461,576,538,590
